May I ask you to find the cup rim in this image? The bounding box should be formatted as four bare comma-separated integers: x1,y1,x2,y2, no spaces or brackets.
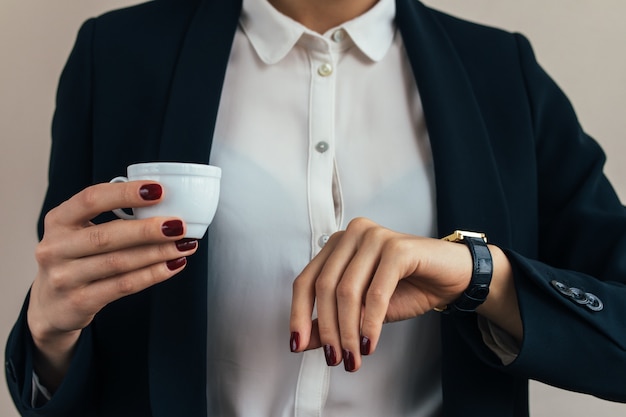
127,162,221,178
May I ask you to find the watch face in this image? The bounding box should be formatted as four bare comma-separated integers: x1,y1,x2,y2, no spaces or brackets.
459,231,487,241
443,230,487,243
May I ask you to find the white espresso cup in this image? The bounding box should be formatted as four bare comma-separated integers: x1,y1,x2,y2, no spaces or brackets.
110,162,221,239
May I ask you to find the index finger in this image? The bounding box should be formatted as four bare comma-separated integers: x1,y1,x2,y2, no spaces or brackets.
290,233,343,352
50,181,163,227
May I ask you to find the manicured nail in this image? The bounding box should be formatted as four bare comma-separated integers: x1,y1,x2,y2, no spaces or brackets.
360,336,371,356
162,220,184,237
139,184,162,200
176,239,197,252
166,257,187,271
290,332,300,352
342,349,356,372
324,344,337,366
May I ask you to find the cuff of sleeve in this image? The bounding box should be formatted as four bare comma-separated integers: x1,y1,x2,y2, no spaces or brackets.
5,289,97,416
478,316,520,366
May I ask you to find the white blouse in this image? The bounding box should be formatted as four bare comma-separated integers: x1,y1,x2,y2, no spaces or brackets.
207,0,442,416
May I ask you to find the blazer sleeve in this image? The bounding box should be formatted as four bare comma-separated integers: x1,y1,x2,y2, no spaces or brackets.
5,294,98,417
5,19,101,416
460,34,626,403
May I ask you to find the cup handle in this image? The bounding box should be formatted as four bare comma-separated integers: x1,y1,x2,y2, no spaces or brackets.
109,176,136,220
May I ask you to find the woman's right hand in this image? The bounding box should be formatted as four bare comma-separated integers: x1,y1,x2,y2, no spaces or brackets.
27,181,199,390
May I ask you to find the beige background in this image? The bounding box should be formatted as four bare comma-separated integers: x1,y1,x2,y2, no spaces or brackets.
1,0,624,415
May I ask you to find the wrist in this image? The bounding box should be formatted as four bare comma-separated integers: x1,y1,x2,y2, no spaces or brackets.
31,329,81,392
476,245,523,342
27,308,81,392
435,231,492,313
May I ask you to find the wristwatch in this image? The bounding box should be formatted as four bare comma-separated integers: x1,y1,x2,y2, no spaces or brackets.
435,230,493,314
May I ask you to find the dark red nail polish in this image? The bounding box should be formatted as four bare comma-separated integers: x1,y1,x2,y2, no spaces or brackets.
176,239,197,252
324,344,337,366
139,184,162,200
290,332,300,352
162,220,184,237
360,336,371,356
166,257,187,271
342,349,356,372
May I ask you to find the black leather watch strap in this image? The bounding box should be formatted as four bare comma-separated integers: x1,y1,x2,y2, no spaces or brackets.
439,231,493,314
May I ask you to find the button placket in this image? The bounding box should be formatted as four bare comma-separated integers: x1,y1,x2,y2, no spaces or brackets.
308,45,339,258
295,39,338,417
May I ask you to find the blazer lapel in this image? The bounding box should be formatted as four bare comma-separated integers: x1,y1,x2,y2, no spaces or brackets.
150,0,241,415
158,0,242,164
396,0,511,245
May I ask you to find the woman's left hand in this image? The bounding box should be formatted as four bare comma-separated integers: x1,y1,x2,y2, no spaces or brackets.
289,217,475,372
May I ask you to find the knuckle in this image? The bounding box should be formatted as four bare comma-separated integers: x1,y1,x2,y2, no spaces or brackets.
361,316,380,331
366,287,387,305
362,313,379,326
292,276,303,292
317,323,335,337
363,225,386,242
336,282,359,302
79,186,100,210
383,237,409,253
326,231,344,245
314,277,334,295
34,241,55,266
116,275,136,295
346,217,371,233
156,242,173,259
103,253,125,274
46,269,70,291
88,228,111,249
121,182,138,202
142,218,161,241
42,207,61,229
149,264,171,285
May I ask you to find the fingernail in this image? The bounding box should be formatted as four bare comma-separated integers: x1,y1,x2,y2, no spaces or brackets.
342,349,356,372
162,220,184,237
139,184,162,200
360,336,371,356
290,332,300,352
323,344,337,366
176,239,197,252
166,257,187,271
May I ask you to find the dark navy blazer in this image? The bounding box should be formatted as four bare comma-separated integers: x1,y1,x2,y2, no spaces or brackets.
6,0,626,415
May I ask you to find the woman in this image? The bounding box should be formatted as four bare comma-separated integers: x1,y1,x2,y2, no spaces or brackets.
6,0,626,415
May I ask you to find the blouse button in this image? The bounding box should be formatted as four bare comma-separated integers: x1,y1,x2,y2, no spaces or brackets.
315,141,329,153
317,63,333,77
332,29,346,43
